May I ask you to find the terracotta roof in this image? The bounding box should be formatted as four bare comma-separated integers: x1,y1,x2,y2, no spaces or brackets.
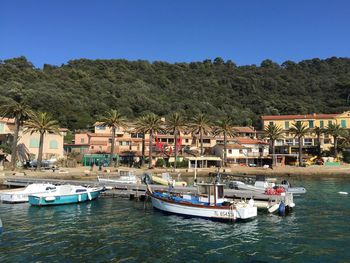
0,117,15,124
226,143,246,149
235,137,269,145
261,114,338,120
233,126,255,133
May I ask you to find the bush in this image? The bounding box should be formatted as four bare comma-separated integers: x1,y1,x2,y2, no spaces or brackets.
155,158,165,167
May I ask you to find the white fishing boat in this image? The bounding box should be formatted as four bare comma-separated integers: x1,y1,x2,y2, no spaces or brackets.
147,183,257,221
0,183,56,203
98,170,138,184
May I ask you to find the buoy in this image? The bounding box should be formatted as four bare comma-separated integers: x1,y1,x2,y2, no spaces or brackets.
338,192,348,195
278,202,286,216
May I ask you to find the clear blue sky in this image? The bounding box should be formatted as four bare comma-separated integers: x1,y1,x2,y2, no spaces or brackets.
1,0,350,67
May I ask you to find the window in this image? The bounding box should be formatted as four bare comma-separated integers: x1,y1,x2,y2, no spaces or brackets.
185,139,189,143
324,139,331,144
49,140,58,149
228,149,232,154
29,138,39,148
203,139,211,144
304,138,313,146
328,120,332,126
0,123,4,133
284,121,289,129
95,126,106,130
296,121,301,125
286,139,293,145
269,121,274,126
80,138,85,144
108,138,113,144
131,133,143,138
320,120,324,128
341,120,346,128
308,120,314,129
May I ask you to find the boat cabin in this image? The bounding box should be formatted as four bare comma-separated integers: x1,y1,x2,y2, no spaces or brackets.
197,183,225,205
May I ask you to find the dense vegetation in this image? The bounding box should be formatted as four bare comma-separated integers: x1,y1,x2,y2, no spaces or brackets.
1,56,350,130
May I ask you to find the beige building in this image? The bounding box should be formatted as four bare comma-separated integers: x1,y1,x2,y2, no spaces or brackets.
0,117,66,161
261,111,350,154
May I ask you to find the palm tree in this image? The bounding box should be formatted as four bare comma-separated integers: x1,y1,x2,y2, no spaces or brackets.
189,113,211,156
289,122,310,167
100,110,127,167
263,123,284,168
212,117,237,167
23,112,59,169
0,101,32,170
134,116,147,167
325,123,345,158
136,113,164,169
165,112,187,170
312,126,324,156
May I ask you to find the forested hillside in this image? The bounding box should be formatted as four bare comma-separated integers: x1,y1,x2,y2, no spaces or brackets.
0,56,350,130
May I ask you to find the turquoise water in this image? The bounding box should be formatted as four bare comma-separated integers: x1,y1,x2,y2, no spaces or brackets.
0,178,350,263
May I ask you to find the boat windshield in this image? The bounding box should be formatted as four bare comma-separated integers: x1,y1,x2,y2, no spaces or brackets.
76,189,87,193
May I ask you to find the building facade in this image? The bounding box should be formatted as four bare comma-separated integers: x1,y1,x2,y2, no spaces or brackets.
261,111,350,154
0,117,66,162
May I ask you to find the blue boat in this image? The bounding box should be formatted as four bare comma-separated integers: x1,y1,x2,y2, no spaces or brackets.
28,185,103,206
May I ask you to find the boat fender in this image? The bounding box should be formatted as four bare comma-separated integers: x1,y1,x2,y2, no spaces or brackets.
87,191,92,201
278,202,286,216
0,218,3,234
78,194,81,202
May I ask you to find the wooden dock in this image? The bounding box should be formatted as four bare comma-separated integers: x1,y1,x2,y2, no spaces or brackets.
1,176,294,206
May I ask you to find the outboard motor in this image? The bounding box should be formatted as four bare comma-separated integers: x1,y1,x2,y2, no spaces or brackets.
278,202,286,216
141,173,152,185
281,179,291,187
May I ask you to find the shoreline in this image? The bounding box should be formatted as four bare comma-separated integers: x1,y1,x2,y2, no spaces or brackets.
1,164,350,183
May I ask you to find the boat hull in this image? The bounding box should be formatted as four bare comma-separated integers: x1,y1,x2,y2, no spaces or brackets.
0,193,30,203
149,194,257,221
29,189,101,206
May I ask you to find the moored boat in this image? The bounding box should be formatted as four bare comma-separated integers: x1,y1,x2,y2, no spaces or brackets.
0,183,56,203
98,170,138,184
229,179,306,195
147,183,257,221
28,185,103,206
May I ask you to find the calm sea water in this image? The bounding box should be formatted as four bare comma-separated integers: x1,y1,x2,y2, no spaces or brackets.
0,178,350,263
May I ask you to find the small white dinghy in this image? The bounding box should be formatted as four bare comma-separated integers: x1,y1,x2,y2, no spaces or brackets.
0,183,56,203
338,192,348,195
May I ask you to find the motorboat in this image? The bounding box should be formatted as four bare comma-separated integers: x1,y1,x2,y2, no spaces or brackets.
28,185,103,206
0,183,56,203
143,172,187,187
98,170,138,184
146,183,257,221
229,178,306,195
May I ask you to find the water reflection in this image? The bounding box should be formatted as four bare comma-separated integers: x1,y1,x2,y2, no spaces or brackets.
0,178,350,263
